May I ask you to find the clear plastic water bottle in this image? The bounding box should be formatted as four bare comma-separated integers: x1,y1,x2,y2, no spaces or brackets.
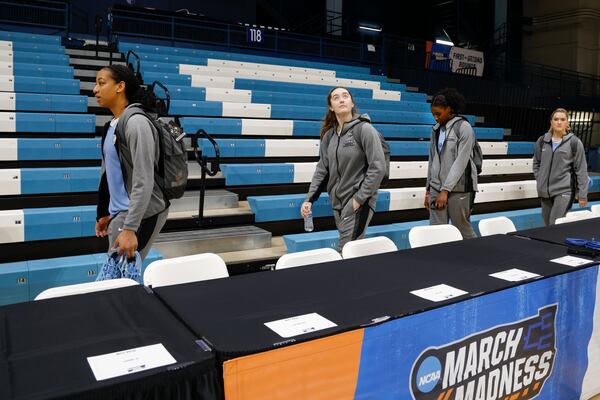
304,212,314,232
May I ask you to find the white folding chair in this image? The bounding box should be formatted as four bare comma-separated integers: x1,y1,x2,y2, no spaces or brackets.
408,224,463,248
591,204,600,217
565,210,594,221
34,278,139,300
554,216,570,224
341,236,398,259
275,247,342,270
478,216,516,236
143,253,229,288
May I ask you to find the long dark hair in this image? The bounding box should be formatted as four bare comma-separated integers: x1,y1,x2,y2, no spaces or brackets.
431,87,466,114
320,86,358,139
101,64,157,111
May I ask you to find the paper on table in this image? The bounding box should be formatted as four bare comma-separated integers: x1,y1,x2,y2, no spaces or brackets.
410,284,468,302
550,255,594,267
489,268,541,282
265,312,337,338
87,343,176,381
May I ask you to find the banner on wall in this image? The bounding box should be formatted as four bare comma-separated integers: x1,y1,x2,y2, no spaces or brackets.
449,47,484,76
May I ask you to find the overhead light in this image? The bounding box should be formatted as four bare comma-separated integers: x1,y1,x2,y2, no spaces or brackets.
435,39,454,46
359,25,382,32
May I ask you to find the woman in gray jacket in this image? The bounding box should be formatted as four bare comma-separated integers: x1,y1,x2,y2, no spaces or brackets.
533,108,588,225
425,88,477,239
94,65,169,260
301,87,386,250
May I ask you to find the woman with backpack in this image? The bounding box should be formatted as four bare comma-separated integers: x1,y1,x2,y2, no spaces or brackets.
301,87,387,251
533,108,588,225
94,65,169,260
425,88,477,239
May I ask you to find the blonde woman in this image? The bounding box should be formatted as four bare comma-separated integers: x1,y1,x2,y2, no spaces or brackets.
532,108,589,225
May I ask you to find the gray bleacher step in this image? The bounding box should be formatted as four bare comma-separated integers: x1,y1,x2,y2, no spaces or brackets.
167,200,252,221
153,225,272,258
169,189,238,213
187,161,223,180
75,69,98,78
66,48,122,59
70,58,126,67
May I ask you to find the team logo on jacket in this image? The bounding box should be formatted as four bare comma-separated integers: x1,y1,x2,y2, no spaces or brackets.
409,305,557,400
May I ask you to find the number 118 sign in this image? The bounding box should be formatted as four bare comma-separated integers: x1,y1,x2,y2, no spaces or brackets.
247,27,263,44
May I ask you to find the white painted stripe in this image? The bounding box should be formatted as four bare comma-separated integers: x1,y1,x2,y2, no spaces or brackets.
383,180,539,211
0,112,17,132
0,138,17,160
480,141,509,155
0,61,14,76
0,92,16,110
0,75,15,92
205,87,251,103
372,89,401,101
182,64,380,92
0,52,13,63
0,209,24,244
241,119,293,136
0,40,13,49
384,188,425,210
206,58,336,77
580,269,600,399
0,169,20,195
190,75,235,89
481,159,532,175
474,180,537,203
292,162,318,183
389,161,428,179
265,139,320,156
222,102,271,118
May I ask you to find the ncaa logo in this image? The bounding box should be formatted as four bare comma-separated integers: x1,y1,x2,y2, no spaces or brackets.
415,356,441,393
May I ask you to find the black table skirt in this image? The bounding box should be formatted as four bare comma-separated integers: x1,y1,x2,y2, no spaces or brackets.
0,285,222,400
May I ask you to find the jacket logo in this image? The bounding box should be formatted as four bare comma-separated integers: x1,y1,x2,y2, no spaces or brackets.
409,305,556,400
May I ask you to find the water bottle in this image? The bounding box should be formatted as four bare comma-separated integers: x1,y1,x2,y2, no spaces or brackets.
304,212,314,232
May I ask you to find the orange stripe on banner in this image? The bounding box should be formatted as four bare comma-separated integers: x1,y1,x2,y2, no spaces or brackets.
522,387,529,396
534,381,541,391
443,388,454,400
437,392,446,400
223,329,364,400
509,393,520,400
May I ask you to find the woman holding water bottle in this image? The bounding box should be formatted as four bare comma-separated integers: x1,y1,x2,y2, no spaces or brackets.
301,87,386,251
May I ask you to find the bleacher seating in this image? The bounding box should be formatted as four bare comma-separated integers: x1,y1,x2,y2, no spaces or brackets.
0,30,578,307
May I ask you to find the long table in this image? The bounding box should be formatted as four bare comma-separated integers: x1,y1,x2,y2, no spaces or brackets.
154,234,600,399
0,285,222,400
513,216,600,246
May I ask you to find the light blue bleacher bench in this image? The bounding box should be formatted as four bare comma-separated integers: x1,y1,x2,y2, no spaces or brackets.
0,138,101,161
0,31,61,44
6,77,81,95
0,249,162,305
282,204,597,253
0,113,96,133
0,94,87,112
120,42,371,74
17,167,100,194
6,63,74,79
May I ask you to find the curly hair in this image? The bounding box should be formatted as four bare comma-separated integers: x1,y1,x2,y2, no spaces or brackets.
431,88,466,114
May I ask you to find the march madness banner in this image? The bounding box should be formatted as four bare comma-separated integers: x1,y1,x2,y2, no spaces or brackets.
224,266,600,399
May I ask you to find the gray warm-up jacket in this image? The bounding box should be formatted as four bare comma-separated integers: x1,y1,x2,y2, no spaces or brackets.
532,132,588,201
305,114,386,211
426,116,478,193
97,104,166,231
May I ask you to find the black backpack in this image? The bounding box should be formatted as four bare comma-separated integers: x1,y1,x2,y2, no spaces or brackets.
116,105,188,200
453,117,483,175
354,120,391,185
